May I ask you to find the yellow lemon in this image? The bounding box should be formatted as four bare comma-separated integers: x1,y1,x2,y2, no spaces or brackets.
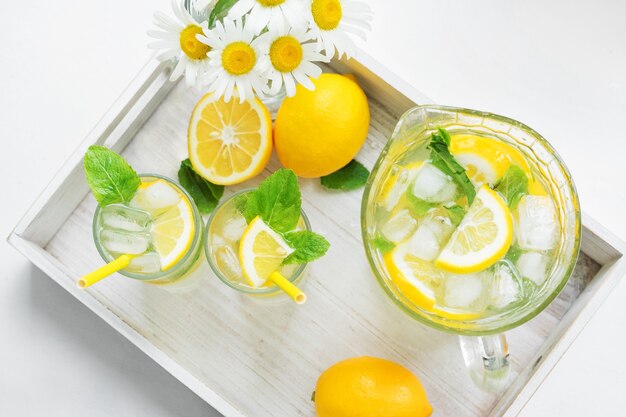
436,185,513,274
274,73,370,177
314,356,433,417
188,93,272,185
238,216,293,287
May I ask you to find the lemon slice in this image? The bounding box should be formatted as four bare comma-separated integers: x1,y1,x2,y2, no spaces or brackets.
454,153,499,185
150,196,195,271
188,93,272,185
436,185,512,273
238,216,294,287
384,247,443,311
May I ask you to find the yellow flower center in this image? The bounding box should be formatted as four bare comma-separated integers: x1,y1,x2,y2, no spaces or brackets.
222,42,257,75
311,0,343,30
269,36,303,72
257,0,285,6
179,25,210,60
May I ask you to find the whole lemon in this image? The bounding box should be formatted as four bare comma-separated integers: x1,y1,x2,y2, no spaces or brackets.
274,73,370,178
314,356,432,417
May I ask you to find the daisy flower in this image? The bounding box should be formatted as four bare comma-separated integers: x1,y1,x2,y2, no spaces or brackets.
257,26,329,97
148,0,212,87
197,18,267,102
227,0,307,34
307,0,373,59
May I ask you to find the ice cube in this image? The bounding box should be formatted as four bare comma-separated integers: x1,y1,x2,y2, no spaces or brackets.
443,273,485,310
381,209,417,243
215,245,242,279
101,204,151,232
517,252,549,285
411,164,458,203
126,252,161,274
131,180,181,214
488,260,523,309
514,195,559,251
221,215,248,242
100,229,150,255
404,214,454,261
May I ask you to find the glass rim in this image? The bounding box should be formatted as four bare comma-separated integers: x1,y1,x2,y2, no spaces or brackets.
92,173,203,281
204,188,310,295
361,104,582,336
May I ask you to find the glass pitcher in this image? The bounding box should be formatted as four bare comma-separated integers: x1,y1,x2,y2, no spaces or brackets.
361,105,581,391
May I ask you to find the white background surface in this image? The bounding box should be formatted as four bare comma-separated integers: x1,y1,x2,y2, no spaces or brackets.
1,0,624,416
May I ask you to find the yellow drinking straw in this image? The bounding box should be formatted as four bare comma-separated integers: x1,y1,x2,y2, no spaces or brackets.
268,271,307,304
77,255,133,289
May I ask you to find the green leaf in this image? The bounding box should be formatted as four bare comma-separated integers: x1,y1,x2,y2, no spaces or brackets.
233,192,249,215
208,0,238,27
506,245,523,263
428,128,476,204
445,204,466,226
83,145,141,207
178,159,224,215
373,234,395,253
494,165,529,210
320,160,370,191
406,193,437,217
282,231,330,265
243,169,301,233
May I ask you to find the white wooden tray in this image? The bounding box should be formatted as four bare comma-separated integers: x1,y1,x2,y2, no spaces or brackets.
9,51,626,417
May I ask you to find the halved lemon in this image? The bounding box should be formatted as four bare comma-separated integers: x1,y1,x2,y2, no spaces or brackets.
435,185,512,273
188,93,272,185
384,246,443,311
238,216,294,287
150,195,195,271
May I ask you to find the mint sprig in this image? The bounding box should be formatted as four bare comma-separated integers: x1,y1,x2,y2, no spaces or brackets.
83,145,141,207
428,128,476,204
407,193,437,217
243,169,329,264
321,160,370,191
243,169,302,233
283,231,330,265
494,165,529,210
178,159,224,215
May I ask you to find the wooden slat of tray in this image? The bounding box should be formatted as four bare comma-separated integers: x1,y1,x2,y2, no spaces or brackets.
45,79,600,417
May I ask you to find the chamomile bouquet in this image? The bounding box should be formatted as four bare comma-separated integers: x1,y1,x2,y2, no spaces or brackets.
148,0,372,101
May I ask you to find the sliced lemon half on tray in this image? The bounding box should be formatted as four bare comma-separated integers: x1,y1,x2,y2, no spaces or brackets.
188,93,272,185
435,185,512,274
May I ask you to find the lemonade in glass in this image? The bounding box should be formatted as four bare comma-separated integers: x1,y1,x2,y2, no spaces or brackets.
362,105,580,390
92,174,204,286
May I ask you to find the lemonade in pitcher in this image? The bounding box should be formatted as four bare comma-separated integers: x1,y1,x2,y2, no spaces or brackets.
370,127,563,327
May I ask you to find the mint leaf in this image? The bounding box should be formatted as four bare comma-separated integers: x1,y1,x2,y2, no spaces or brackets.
506,245,523,263
428,128,476,204
407,193,437,217
282,231,330,265
373,234,395,253
208,0,238,27
178,159,223,215
233,192,249,214
321,160,369,191
84,145,140,207
243,169,301,233
445,204,466,226
494,165,529,210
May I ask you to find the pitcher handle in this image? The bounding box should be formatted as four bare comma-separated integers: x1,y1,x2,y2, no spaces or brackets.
459,333,511,392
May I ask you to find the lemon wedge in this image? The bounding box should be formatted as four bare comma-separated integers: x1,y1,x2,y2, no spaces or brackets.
238,216,294,287
188,93,272,185
384,247,443,311
150,195,195,271
436,185,512,273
